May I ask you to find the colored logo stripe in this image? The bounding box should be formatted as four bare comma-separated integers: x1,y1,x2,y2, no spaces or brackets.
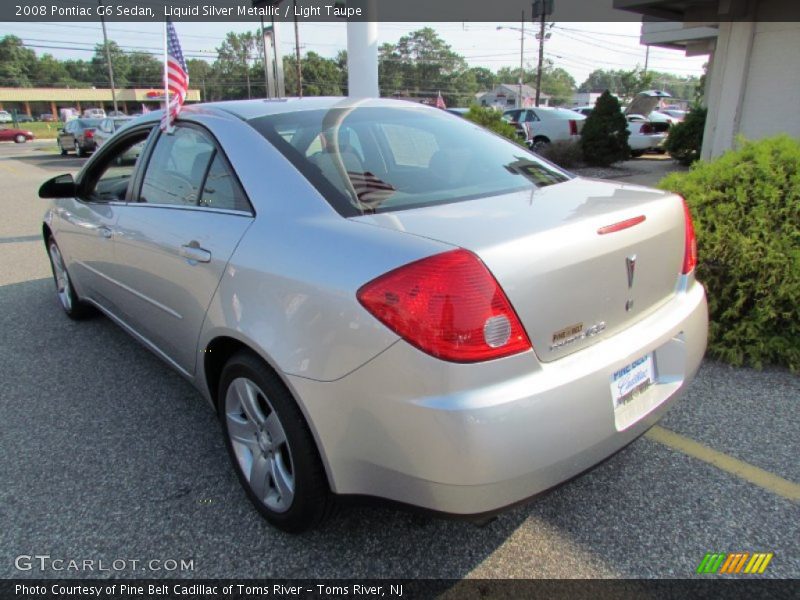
697,552,773,574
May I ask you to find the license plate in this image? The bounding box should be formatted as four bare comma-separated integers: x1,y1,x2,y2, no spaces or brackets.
611,353,656,430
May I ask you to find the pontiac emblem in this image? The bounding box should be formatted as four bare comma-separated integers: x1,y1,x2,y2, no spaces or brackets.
625,255,637,289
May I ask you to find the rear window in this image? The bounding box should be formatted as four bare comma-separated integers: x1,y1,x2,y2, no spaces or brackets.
248,106,570,217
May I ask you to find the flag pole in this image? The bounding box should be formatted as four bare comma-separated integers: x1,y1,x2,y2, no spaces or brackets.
163,19,171,133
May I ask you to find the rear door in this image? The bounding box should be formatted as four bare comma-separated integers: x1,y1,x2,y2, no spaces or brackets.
111,124,254,375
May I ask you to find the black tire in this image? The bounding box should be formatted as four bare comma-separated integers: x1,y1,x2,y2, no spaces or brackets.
58,140,67,156
630,150,645,158
14,134,26,144
46,237,95,320
531,136,551,152
74,141,83,158
219,351,334,533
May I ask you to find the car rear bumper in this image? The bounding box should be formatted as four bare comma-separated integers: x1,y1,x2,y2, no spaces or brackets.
288,280,707,515
630,132,668,151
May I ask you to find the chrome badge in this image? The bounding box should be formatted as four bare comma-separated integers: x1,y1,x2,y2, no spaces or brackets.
626,255,637,289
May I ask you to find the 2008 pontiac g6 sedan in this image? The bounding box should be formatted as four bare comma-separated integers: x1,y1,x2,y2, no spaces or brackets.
39,98,707,532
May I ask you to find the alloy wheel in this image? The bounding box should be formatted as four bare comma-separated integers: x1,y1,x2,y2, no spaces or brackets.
48,242,73,312
224,377,295,513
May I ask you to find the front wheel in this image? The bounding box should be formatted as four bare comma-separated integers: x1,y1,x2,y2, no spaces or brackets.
47,238,94,319
58,140,67,155
531,137,550,152
14,134,27,144
219,351,333,532
74,141,84,157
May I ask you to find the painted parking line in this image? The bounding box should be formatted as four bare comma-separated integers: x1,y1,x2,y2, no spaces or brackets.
646,425,800,502
0,235,41,244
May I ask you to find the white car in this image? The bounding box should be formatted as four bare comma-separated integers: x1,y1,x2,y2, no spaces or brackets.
503,107,585,151
0,110,12,124
573,90,673,156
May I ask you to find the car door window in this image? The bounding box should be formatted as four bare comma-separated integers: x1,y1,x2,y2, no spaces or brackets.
199,153,250,212
84,132,152,202
139,127,215,206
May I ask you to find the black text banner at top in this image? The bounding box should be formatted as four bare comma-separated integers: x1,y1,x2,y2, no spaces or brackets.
5,0,800,23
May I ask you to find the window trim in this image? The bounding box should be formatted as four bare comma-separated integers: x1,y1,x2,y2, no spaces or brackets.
133,122,255,216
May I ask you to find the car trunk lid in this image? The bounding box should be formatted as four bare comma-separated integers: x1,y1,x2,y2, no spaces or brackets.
352,178,686,362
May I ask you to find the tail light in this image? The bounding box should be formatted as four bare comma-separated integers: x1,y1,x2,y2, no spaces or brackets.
357,249,531,362
568,119,578,136
639,123,654,135
84,129,94,139
681,198,698,274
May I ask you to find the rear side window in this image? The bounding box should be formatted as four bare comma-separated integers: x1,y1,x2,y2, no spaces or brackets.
138,126,250,212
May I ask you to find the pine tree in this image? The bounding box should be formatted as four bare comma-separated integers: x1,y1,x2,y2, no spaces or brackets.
580,90,631,166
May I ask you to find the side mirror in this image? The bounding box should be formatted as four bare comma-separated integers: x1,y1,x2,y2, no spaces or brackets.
39,173,77,199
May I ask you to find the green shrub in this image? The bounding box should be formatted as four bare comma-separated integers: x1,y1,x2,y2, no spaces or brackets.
659,135,800,371
580,90,630,166
539,140,584,169
665,106,707,165
464,106,521,144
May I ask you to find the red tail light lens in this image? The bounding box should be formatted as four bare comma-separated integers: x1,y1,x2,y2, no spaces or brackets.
357,249,532,362
681,198,697,274
569,119,578,136
84,129,94,139
639,123,654,134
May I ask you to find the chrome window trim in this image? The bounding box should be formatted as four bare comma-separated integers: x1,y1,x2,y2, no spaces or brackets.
118,202,254,218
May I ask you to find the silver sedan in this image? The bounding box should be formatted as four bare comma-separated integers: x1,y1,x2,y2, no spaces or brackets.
39,98,707,532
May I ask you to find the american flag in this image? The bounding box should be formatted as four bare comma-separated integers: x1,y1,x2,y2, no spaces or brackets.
162,20,189,132
347,171,396,209
435,91,447,110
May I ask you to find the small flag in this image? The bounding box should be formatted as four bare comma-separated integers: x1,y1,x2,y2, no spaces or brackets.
435,91,446,110
141,104,151,114
162,20,189,132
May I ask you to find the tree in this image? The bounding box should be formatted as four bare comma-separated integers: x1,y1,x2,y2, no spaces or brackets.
216,31,258,99
580,90,630,166
540,63,576,106
126,52,162,88
0,35,37,86
91,41,129,88
35,54,74,87
187,59,214,101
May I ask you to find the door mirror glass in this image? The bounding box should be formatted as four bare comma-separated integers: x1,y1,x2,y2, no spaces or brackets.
39,173,76,199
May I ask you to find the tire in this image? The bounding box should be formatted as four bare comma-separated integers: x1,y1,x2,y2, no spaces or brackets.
219,351,333,532
14,134,27,144
58,140,67,156
47,238,94,319
630,150,645,158
531,137,550,152
74,141,84,157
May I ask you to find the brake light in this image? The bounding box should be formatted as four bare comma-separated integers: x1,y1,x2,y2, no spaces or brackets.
84,129,94,139
357,249,531,362
639,123,654,135
568,119,578,136
681,198,697,274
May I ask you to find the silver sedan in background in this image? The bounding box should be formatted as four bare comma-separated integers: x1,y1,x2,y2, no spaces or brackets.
39,98,707,532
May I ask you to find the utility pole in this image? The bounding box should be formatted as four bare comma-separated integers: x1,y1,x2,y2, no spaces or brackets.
518,10,525,109
644,45,650,76
293,0,302,97
98,0,118,114
534,3,546,107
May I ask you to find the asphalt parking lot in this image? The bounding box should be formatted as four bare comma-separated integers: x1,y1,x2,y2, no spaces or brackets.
0,139,797,580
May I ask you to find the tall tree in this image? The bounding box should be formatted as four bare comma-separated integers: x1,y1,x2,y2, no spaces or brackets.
91,41,129,88
0,35,37,87
216,31,258,99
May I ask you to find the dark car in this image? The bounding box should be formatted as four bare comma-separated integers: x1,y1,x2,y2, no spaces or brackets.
14,114,35,123
57,119,103,157
0,126,34,143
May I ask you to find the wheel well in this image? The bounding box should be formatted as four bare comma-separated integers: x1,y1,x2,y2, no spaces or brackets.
203,336,251,409
533,135,550,142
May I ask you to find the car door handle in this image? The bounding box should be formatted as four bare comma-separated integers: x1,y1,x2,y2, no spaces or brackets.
179,242,212,264
98,226,113,239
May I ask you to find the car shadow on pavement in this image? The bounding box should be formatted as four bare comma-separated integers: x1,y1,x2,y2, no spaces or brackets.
11,153,86,172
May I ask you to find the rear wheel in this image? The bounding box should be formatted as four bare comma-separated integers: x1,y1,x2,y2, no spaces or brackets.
219,351,333,532
58,140,67,156
14,134,26,144
531,136,550,152
74,141,83,157
630,150,645,158
47,238,94,319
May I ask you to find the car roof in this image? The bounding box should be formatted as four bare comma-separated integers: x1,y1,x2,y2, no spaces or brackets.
194,97,438,120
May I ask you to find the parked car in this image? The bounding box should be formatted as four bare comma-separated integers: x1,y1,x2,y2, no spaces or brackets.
14,114,35,123
0,126,34,143
659,108,688,122
504,107,585,150
94,116,134,148
82,108,106,119
573,91,675,157
107,110,127,117
0,110,12,123
39,98,707,532
56,118,103,157
40,113,56,122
